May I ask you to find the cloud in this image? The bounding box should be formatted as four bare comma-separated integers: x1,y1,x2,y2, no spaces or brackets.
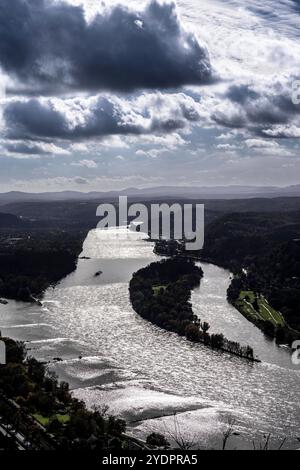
130,132,187,149
261,124,300,139
1,140,69,155
209,77,300,138
4,174,165,192
74,159,98,168
74,176,88,185
245,139,279,149
0,0,211,94
135,148,168,158
4,92,201,140
216,143,240,150
244,138,293,156
70,143,89,153
215,136,293,157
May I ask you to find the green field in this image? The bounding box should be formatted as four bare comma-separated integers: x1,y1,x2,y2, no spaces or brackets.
33,413,70,426
152,284,167,295
235,290,285,327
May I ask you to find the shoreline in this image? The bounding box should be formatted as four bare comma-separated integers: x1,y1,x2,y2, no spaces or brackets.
129,257,259,364
2,230,299,449
154,245,300,348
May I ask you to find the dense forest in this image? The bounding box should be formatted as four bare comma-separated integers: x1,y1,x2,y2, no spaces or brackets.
0,336,131,450
195,210,300,272
129,257,256,361
155,210,300,343
227,241,300,342
1,198,299,338
0,229,87,301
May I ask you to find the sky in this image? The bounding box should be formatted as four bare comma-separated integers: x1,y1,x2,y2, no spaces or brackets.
0,0,300,192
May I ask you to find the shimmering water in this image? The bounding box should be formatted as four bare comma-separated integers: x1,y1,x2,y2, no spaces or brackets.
0,228,299,449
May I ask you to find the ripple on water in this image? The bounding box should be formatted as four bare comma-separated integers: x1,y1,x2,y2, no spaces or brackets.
1,228,300,449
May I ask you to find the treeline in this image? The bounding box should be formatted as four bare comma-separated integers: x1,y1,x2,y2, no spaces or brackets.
155,210,300,343
200,213,300,339
0,230,87,301
129,257,256,361
246,241,300,332
227,241,300,344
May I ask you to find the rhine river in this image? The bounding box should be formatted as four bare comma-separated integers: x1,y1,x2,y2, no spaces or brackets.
1,228,299,449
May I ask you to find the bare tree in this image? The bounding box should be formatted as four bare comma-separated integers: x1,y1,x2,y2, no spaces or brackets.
163,413,197,450
252,434,287,450
222,417,236,450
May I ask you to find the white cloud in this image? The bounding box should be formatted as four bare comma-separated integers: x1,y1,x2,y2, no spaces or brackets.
4,92,202,141
0,139,70,156
70,143,89,153
135,148,168,158
245,138,293,157
216,143,241,150
262,124,300,139
73,159,98,168
245,139,279,149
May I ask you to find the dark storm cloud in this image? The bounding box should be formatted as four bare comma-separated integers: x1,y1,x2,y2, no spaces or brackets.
4,142,46,155
4,93,200,140
212,81,300,136
4,100,68,138
4,98,143,139
3,140,67,155
0,0,211,93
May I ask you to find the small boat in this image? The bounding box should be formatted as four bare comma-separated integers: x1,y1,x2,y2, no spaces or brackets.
94,270,103,277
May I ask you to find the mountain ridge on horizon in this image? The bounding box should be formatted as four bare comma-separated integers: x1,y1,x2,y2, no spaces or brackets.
1,184,300,203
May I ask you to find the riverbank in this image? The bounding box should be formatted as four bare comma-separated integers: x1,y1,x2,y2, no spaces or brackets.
228,275,300,345
231,290,285,332
0,336,145,450
129,257,258,363
155,240,300,347
2,228,300,449
0,229,88,302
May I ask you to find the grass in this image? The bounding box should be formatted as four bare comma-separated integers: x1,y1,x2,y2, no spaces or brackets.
33,413,70,427
152,284,167,295
236,290,285,327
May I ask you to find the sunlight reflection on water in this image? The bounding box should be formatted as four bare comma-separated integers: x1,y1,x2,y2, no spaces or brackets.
1,228,300,449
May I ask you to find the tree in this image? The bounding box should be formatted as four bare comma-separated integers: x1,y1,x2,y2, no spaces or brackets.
246,346,254,360
146,433,170,448
27,357,45,384
4,339,26,364
222,417,236,450
164,414,197,450
253,297,259,312
200,321,210,333
185,323,200,342
210,333,224,349
47,418,63,436
275,326,286,344
262,320,275,338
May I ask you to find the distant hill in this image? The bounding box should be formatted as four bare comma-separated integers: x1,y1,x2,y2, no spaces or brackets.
200,209,300,272
1,184,300,204
0,196,299,235
0,212,24,228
